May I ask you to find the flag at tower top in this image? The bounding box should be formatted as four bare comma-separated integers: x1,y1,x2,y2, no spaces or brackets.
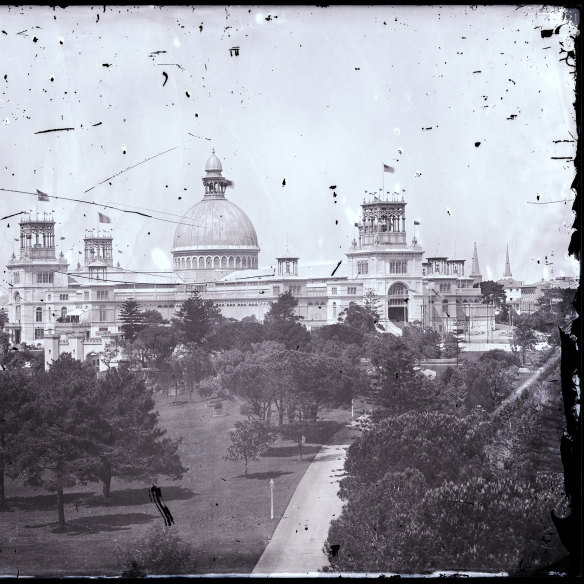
98,212,111,223
383,164,395,173
36,189,50,202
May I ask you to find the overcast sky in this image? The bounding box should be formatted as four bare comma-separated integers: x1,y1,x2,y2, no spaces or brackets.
0,5,579,294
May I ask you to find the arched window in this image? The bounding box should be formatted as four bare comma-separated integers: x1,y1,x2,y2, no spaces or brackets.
229,256,234,268
214,256,220,268
332,301,337,320
388,282,407,297
242,256,247,268
221,256,227,268
36,307,43,322
186,257,191,269
61,307,67,319
236,256,241,268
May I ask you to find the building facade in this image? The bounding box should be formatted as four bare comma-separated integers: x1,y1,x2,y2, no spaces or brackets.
5,150,494,366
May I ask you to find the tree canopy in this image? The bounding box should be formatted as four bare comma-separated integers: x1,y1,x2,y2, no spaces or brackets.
264,291,301,324
477,280,507,307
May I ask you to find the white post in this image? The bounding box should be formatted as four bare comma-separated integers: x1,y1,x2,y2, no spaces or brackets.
351,398,354,420
270,478,274,520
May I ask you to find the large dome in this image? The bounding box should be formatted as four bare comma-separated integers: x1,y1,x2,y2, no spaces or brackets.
172,150,261,281
172,198,259,251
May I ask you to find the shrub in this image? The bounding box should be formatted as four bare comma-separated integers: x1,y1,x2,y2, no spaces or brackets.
117,524,194,575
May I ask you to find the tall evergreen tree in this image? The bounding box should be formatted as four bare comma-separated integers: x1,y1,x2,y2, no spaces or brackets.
119,299,144,341
16,354,101,524
0,370,32,508
171,293,221,345
86,367,186,498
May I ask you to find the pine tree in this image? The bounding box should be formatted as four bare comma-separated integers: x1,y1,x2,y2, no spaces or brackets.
0,370,32,508
87,367,186,498
171,293,221,345
16,354,101,524
119,299,144,341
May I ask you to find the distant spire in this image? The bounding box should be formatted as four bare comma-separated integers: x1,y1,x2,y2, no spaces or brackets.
504,244,512,278
470,242,481,277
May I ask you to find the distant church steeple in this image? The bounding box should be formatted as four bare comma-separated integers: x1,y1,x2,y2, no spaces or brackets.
470,242,482,285
503,244,512,278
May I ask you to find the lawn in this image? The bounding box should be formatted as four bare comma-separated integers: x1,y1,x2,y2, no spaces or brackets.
0,395,349,576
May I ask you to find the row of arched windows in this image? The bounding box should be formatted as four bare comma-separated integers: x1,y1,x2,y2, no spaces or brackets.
174,255,257,271
36,306,67,322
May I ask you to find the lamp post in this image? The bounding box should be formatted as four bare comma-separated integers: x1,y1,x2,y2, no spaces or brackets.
269,478,274,520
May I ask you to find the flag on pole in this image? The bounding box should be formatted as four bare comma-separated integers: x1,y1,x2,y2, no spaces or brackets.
414,221,421,225
98,212,111,223
225,179,235,188
383,164,395,173
37,189,50,202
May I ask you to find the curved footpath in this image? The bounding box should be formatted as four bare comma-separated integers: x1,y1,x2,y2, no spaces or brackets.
252,423,361,575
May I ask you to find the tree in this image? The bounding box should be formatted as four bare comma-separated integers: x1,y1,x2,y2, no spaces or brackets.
117,524,194,575
87,367,186,498
170,343,214,403
365,333,428,415
313,323,365,347
263,292,311,350
198,376,221,405
141,309,167,325
224,360,275,421
338,301,377,332
0,330,10,362
206,316,266,352
264,291,300,324
0,370,32,508
326,468,427,573
401,324,442,360
341,411,482,491
512,324,538,365
224,420,275,475
363,288,382,321
443,331,463,361
460,360,516,411
0,308,8,330
16,354,102,523
171,293,221,345
135,324,177,369
478,280,507,308
119,299,144,341
99,341,120,370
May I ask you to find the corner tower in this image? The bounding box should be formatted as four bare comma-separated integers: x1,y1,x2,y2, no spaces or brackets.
6,213,69,344
345,186,425,326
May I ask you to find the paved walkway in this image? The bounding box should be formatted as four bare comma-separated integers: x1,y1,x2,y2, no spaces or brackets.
252,423,361,575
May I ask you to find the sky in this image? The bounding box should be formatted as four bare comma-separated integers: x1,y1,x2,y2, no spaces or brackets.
0,5,579,297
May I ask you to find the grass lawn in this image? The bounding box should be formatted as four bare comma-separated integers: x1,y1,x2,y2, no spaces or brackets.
0,395,348,576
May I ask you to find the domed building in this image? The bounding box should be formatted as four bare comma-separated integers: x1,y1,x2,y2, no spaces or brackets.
172,150,261,282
